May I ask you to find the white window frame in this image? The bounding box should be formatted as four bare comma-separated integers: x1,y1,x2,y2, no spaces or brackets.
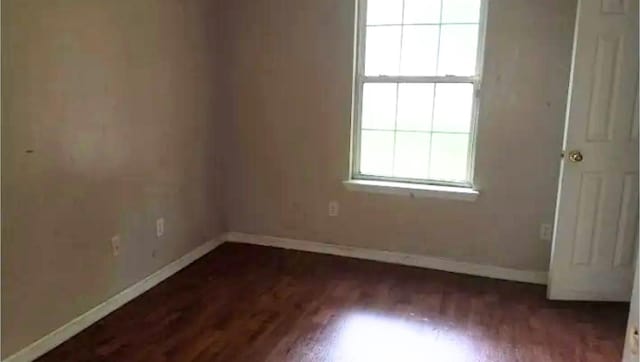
350,0,488,189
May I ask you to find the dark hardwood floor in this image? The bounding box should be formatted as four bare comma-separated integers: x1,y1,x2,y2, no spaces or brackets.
38,243,628,362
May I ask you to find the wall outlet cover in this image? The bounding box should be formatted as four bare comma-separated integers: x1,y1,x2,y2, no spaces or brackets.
156,218,165,237
111,235,121,256
328,201,339,217
539,224,553,241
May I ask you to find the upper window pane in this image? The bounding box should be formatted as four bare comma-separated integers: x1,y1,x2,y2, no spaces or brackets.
366,0,403,25
441,0,481,23
403,0,441,24
365,26,401,76
437,24,479,76
362,0,481,77
400,25,439,75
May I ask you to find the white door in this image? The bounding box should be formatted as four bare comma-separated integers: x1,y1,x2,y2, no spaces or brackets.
548,0,639,301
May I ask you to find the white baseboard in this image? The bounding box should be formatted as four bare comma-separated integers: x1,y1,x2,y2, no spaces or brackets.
547,285,630,302
3,237,224,362
224,232,548,285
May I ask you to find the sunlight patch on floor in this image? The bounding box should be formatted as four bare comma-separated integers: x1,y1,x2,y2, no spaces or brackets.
330,311,479,362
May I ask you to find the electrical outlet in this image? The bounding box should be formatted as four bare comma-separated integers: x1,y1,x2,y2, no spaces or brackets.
156,218,165,237
111,235,121,256
539,224,553,241
328,201,339,217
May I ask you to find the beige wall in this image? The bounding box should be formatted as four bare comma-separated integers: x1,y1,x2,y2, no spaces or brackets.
1,0,224,357
220,0,576,271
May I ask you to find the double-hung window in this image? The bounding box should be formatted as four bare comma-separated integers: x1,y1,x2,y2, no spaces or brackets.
352,0,485,188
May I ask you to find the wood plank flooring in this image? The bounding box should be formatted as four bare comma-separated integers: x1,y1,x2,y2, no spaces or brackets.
38,243,629,362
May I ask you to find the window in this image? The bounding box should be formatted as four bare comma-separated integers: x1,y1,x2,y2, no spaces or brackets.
351,0,485,188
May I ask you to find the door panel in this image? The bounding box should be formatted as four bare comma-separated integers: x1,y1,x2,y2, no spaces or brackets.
613,173,638,268
586,35,622,142
571,173,604,265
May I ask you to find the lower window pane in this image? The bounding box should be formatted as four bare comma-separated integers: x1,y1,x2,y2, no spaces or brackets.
357,81,474,184
432,83,473,133
362,83,397,130
396,83,433,131
360,130,394,176
393,132,430,179
429,133,469,181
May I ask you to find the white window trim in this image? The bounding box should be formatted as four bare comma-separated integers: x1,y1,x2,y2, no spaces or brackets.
349,0,488,192
343,179,479,202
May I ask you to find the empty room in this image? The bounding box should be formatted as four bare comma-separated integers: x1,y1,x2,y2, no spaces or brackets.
2,0,639,361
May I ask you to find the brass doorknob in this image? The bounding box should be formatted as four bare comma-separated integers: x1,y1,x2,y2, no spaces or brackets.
567,150,583,162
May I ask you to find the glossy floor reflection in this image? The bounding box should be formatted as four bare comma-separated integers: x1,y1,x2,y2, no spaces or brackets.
39,243,629,362
332,312,474,362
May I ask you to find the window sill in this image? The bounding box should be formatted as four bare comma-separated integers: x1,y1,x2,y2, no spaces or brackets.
343,179,479,202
